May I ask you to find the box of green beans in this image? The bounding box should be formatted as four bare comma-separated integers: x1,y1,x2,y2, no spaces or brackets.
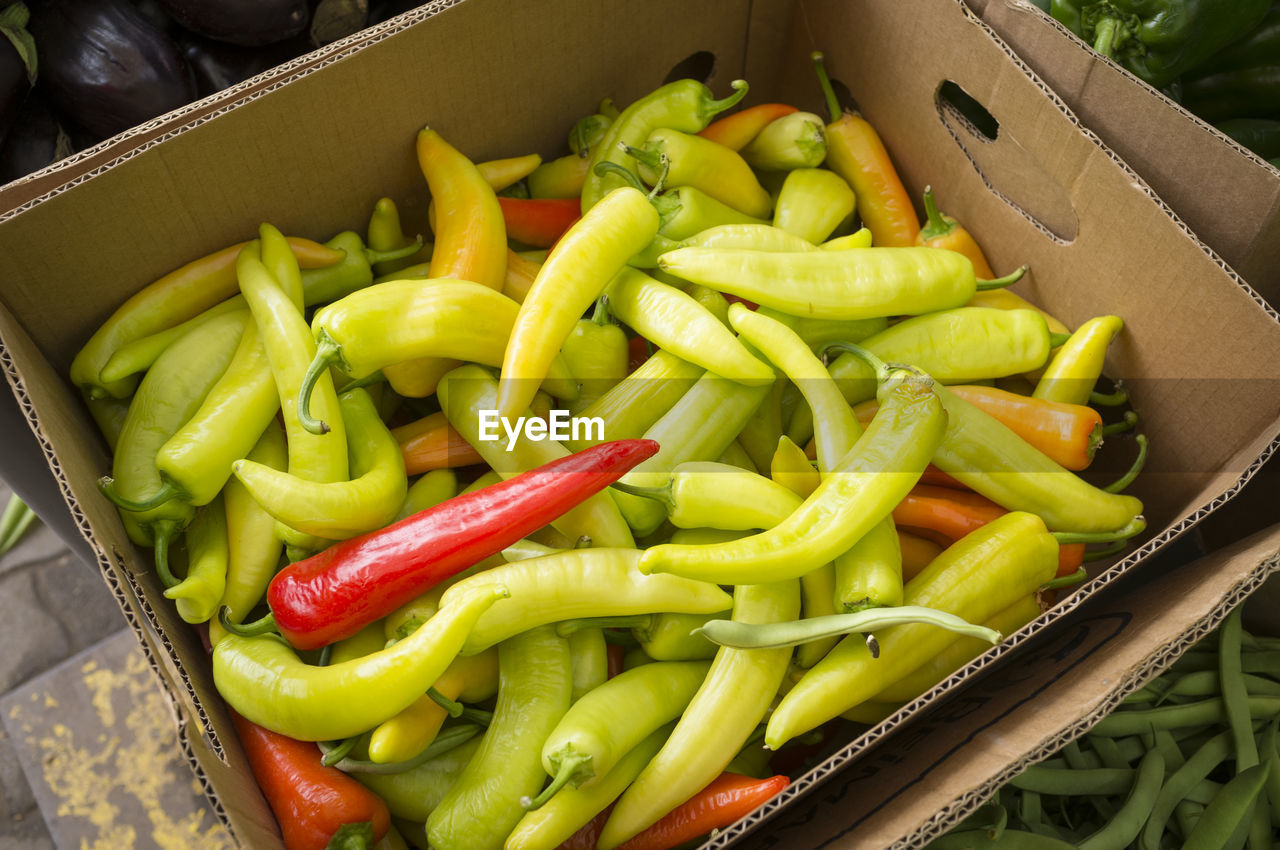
1,0,1280,847
745,524,1280,848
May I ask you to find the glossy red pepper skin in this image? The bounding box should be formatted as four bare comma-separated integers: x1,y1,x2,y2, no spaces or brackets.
499,197,583,248
229,709,390,850
266,439,660,650
613,772,789,850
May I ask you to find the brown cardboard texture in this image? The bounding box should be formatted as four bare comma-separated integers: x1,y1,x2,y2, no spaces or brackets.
967,0,1280,305
1,0,1280,846
732,523,1280,849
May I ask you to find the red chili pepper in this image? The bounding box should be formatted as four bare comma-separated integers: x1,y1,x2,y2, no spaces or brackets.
698,103,800,150
627,335,656,373
498,197,582,248
266,439,660,649
229,709,390,850
893,484,1085,577
614,772,790,850
558,806,614,850
606,642,626,679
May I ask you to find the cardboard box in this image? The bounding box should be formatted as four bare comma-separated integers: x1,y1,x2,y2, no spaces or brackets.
729,523,1280,849
2,0,1280,846
966,0,1280,305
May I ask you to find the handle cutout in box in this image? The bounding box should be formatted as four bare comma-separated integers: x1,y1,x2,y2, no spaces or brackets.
937,79,1079,243
664,50,716,84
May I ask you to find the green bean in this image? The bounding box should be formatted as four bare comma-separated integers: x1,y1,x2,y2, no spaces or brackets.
1242,651,1280,676
1077,749,1164,850
1122,683,1164,705
1009,765,1136,796
1219,609,1273,850
1173,800,1204,841
693,604,1002,650
1262,717,1280,827
1139,729,1233,850
1152,729,1186,771
319,723,482,775
1087,735,1130,769
1220,610,1260,771
926,828,1079,849
1089,697,1280,737
1156,671,1280,703
1184,777,1225,806
1181,762,1272,850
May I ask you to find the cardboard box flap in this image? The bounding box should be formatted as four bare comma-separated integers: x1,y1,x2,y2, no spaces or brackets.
769,0,1280,532
966,0,1280,302
731,523,1280,849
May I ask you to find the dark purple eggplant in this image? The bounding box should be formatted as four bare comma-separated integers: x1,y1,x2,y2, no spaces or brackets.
0,3,36,147
0,94,72,183
174,30,306,97
154,0,309,47
30,0,196,141
129,0,178,33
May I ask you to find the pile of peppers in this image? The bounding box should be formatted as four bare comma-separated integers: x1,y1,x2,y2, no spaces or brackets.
1042,0,1280,168
75,49,1151,850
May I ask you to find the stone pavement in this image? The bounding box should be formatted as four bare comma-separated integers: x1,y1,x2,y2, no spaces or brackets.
0,479,227,849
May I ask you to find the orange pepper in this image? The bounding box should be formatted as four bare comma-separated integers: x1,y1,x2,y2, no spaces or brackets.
915,186,995,278
503,248,540,304
697,103,799,150
392,412,484,475
813,53,919,247
897,530,944,581
893,484,1084,577
854,385,1103,471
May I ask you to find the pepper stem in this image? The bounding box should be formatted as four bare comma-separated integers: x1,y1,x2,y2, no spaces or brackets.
1041,567,1088,590
1101,410,1138,437
820,341,890,379
974,265,1028,291
918,186,956,242
1048,332,1073,349
590,296,612,327
556,615,653,637
1090,381,1129,407
298,331,344,435
320,735,361,767
574,534,594,549
593,160,646,193
1103,433,1148,494
153,521,181,589
522,753,592,810
703,79,749,122
1052,514,1146,546
811,51,843,123
1086,422,1104,460
609,480,674,509
217,606,278,638
426,687,464,718
362,236,424,265
1092,16,1121,58
621,143,664,173
98,477,182,512
460,706,493,726
1083,539,1130,563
